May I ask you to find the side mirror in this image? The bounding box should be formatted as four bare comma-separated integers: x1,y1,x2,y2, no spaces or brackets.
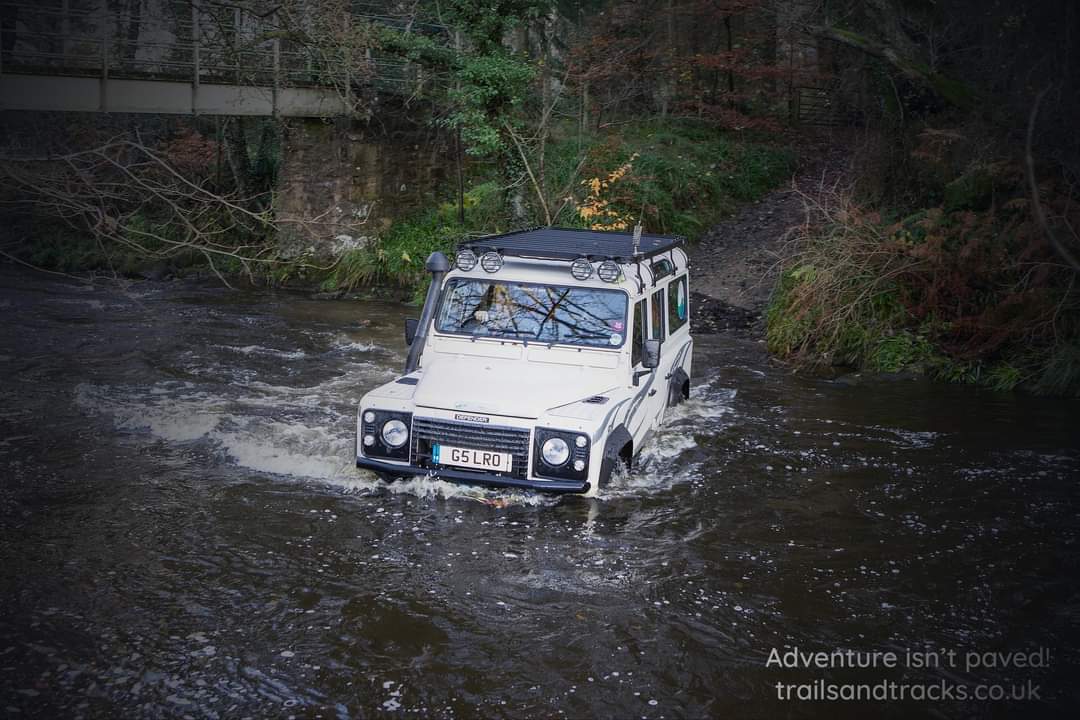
633,339,662,386
642,339,661,369
404,317,419,346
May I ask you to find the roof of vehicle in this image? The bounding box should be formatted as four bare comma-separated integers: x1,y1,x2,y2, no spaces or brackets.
459,226,684,263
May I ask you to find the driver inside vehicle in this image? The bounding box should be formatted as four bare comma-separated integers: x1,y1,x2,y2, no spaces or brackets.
471,283,515,327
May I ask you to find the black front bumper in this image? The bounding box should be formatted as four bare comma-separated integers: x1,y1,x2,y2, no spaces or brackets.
356,456,590,494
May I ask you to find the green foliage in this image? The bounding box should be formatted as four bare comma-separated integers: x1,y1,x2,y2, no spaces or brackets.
441,51,536,156
765,268,820,358
435,181,506,228
441,0,552,52
11,209,207,275
869,331,934,373
320,120,793,300
765,253,919,372
1033,343,1080,396
321,181,509,302
22,230,109,272
380,1,548,159
548,121,794,238
324,221,450,301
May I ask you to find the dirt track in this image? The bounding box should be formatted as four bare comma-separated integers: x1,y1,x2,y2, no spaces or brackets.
688,136,844,338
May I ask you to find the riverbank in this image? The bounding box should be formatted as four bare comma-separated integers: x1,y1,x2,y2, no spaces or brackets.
687,134,848,340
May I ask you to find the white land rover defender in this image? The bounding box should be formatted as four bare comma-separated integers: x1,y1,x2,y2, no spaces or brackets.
355,227,693,496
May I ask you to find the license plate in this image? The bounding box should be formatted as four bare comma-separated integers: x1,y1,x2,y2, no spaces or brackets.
432,443,513,473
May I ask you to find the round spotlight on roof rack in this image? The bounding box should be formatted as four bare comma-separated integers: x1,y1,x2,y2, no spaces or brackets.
455,248,478,271
570,257,593,281
480,251,503,273
597,260,621,283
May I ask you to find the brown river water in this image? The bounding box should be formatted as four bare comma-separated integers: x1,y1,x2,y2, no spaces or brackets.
1,267,1077,719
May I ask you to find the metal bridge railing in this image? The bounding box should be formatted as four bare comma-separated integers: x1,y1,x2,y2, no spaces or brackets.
0,0,447,109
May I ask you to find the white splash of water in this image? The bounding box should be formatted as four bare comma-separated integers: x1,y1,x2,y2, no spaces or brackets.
75,382,224,443
599,382,735,499
210,423,353,480
74,380,357,482
215,344,307,360
383,475,558,507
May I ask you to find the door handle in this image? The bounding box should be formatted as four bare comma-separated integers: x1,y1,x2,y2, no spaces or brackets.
648,389,657,397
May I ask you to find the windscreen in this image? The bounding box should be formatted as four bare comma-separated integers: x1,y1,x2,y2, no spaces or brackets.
435,279,629,348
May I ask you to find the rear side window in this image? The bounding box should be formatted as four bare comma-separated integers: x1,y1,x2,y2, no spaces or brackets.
650,289,666,342
668,275,688,333
632,299,646,366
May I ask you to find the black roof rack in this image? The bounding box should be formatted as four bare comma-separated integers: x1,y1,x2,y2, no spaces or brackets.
458,227,684,263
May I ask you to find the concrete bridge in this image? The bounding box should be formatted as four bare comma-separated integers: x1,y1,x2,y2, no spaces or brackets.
0,0,445,116
0,1,456,253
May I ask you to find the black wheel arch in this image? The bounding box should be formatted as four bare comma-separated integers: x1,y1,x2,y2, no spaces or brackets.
667,366,690,407
598,424,633,487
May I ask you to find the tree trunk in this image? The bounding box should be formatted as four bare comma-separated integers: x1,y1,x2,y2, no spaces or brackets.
223,117,251,199
660,0,675,117
579,80,589,151
724,15,735,107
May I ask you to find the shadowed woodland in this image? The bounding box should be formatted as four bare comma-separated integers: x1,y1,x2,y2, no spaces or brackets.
0,0,1077,394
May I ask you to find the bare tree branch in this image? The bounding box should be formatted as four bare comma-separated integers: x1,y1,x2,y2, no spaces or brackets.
0,135,363,280
1025,86,1080,271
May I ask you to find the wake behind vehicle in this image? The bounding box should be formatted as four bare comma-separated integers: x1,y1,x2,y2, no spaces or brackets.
356,227,693,496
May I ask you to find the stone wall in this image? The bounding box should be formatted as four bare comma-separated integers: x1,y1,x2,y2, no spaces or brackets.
275,111,452,258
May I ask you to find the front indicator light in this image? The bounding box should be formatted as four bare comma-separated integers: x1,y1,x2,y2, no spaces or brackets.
363,411,375,423
381,419,409,448
363,434,375,447
575,435,588,448
541,437,570,466
573,459,585,472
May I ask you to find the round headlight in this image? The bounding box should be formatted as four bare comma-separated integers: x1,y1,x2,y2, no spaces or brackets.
597,260,620,283
570,258,593,281
480,251,503,273
541,437,570,466
455,249,478,271
381,419,408,448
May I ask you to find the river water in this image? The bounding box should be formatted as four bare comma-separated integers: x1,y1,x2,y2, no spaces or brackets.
1,267,1077,719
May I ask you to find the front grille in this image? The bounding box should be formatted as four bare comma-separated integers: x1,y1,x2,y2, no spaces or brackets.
411,417,531,480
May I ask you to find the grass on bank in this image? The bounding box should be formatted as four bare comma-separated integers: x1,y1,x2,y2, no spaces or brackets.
766,176,1080,396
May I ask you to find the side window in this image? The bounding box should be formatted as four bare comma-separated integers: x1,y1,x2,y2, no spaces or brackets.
651,258,674,280
668,275,688,333
650,288,666,342
632,299,646,366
